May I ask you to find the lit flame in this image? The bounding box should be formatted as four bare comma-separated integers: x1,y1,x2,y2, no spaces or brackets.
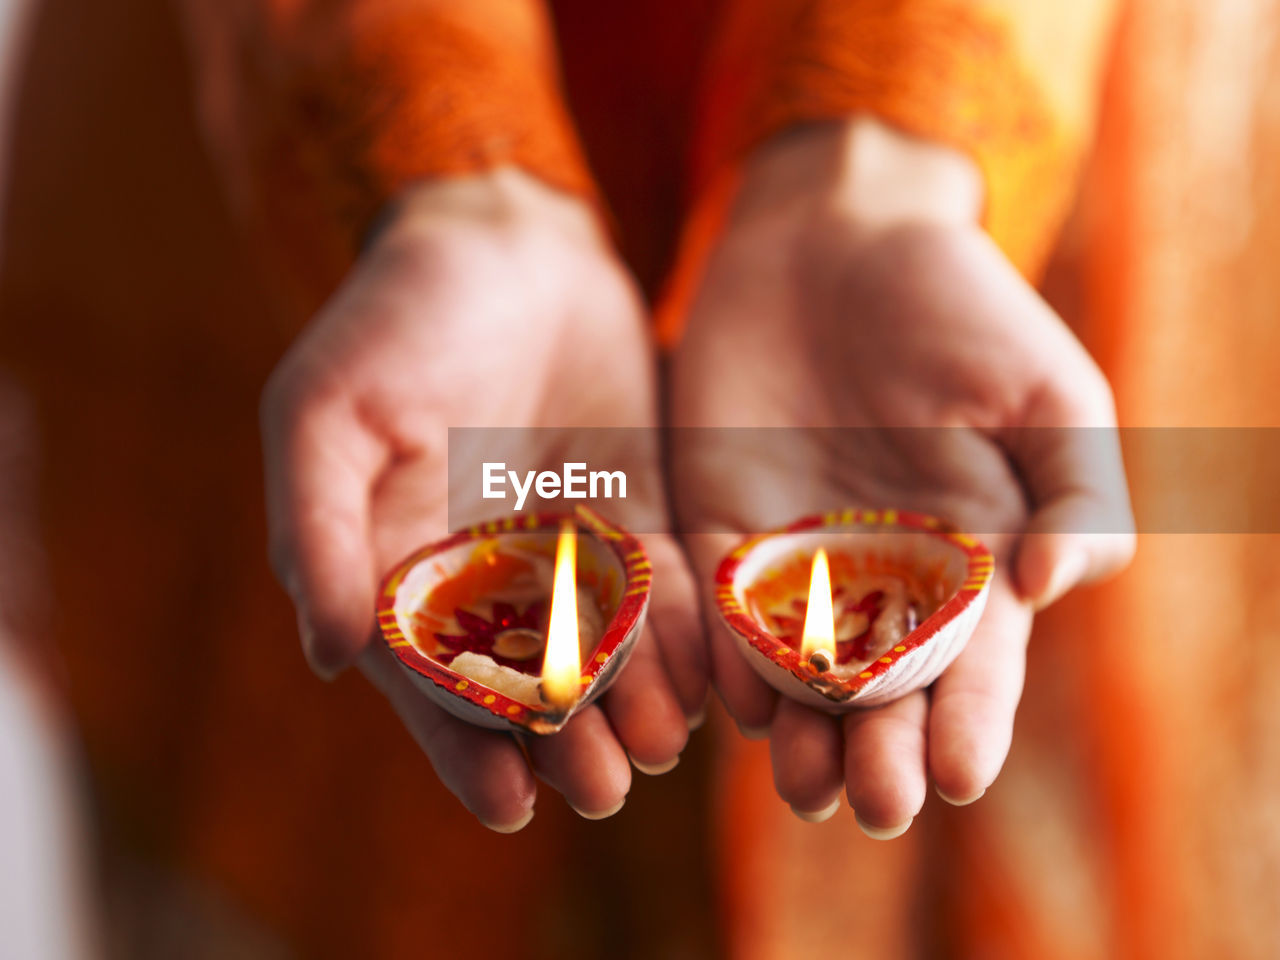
801,547,836,663
540,519,581,709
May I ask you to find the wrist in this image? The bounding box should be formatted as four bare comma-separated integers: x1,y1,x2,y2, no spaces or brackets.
732,118,984,235
368,168,609,256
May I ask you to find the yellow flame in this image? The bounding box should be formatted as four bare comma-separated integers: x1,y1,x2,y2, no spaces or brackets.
801,547,836,660
540,520,581,709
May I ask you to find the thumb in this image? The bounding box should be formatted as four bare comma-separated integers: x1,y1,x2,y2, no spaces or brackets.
1004,399,1136,610
261,368,383,678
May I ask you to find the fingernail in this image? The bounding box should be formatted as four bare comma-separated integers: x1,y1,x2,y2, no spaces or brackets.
1035,550,1087,611
855,814,913,840
297,613,340,681
312,663,341,683
736,722,770,741
480,808,535,834
686,705,708,731
936,784,985,806
630,754,680,776
307,653,342,683
791,797,841,823
296,610,315,654
570,797,626,821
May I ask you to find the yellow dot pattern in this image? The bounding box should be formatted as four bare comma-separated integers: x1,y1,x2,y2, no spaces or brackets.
718,507,994,697
378,509,675,731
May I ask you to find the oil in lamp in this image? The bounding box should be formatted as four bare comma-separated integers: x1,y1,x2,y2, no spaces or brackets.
715,509,994,710
377,507,650,734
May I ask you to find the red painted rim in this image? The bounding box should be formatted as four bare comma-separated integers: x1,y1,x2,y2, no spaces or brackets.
714,509,993,695
377,506,650,727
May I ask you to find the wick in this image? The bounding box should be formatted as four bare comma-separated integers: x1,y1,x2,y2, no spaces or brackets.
538,681,576,713
808,649,834,674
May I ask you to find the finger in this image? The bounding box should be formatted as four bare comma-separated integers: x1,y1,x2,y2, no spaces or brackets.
641,534,710,723
927,578,1032,804
843,690,929,839
601,626,689,775
682,532,779,735
526,705,632,819
1017,518,1136,610
709,617,778,736
358,644,536,832
1004,391,1135,610
769,699,844,821
261,360,385,678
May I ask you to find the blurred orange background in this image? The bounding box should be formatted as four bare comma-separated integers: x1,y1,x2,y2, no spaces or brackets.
3,0,1280,958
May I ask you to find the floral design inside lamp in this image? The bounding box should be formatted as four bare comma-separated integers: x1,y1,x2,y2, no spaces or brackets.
715,509,994,711
377,507,650,734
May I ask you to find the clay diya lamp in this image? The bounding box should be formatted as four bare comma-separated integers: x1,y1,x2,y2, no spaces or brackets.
715,508,994,711
377,507,651,734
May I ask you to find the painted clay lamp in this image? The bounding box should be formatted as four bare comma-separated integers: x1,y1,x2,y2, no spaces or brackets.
715,509,993,710
377,507,650,734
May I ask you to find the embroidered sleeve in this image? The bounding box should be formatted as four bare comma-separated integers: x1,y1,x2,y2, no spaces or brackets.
692,0,1118,279
174,0,594,297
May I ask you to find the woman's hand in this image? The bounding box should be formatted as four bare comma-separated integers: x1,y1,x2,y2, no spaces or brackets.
261,170,706,832
671,120,1133,834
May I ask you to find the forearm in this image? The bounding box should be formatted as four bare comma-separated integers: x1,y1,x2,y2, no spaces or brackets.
172,0,594,300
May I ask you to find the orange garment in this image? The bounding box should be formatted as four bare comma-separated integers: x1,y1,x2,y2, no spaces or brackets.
5,0,1279,958
172,0,1109,306
693,0,1116,278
